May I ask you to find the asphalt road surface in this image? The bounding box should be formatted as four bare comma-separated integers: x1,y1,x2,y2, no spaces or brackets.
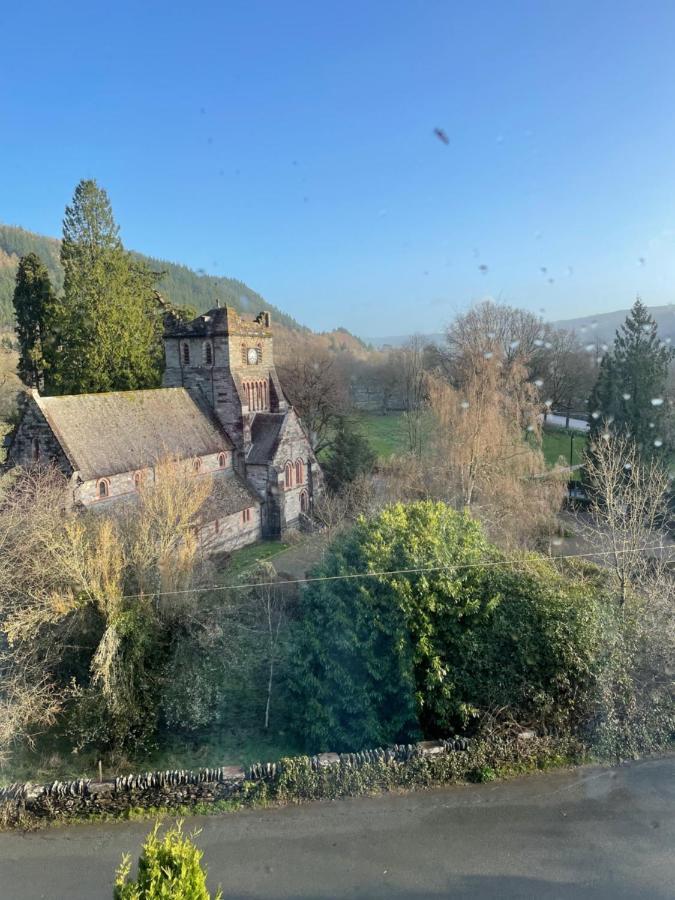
0,757,673,899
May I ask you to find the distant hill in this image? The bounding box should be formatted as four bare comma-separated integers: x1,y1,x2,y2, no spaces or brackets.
365,333,444,348
553,305,675,343
368,305,675,349
0,223,304,331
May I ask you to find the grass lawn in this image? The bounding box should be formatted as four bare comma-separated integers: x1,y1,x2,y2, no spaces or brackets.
218,539,290,583
540,427,587,471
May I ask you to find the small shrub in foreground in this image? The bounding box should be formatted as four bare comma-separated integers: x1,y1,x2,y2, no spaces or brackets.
114,820,222,899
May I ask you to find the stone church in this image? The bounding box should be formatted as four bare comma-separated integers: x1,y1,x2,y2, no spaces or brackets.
7,305,322,553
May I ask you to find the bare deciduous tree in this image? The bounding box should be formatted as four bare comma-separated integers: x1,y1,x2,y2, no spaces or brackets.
583,433,671,605
277,350,349,453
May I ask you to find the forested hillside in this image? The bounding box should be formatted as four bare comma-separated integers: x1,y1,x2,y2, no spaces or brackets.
0,223,304,330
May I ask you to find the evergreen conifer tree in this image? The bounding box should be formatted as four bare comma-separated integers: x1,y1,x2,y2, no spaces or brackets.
12,252,58,390
52,179,163,394
323,418,376,491
588,299,674,455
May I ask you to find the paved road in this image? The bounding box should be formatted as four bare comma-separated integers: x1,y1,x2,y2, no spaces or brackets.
0,757,673,899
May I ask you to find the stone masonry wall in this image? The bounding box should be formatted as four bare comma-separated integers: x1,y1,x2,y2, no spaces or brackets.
75,451,233,506
0,736,472,827
198,506,262,554
7,397,72,475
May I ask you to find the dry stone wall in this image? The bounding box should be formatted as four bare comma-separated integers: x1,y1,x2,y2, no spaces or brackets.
0,736,471,827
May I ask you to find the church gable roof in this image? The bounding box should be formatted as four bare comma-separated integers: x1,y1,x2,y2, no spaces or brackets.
33,388,232,481
247,412,286,465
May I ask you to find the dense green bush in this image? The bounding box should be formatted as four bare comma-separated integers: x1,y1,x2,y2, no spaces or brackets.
287,502,612,752
114,821,221,899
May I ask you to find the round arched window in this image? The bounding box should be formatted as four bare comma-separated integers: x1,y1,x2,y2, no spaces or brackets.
97,478,110,499
193,457,202,474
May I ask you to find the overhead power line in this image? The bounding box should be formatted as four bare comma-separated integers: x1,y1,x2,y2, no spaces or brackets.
119,542,672,602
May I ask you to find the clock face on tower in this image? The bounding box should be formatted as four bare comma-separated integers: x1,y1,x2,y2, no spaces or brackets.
247,347,259,365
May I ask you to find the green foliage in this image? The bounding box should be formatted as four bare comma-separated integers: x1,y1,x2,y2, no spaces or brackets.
11,253,58,388
0,223,301,330
588,298,674,456
45,179,164,394
322,417,376,491
287,502,612,751
114,821,221,899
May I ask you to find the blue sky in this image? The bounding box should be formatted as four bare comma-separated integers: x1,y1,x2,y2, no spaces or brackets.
3,0,675,337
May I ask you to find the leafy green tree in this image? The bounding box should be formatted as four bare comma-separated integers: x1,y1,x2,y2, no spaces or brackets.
588,299,674,455
114,821,222,899
287,502,608,752
322,418,376,491
12,253,58,389
51,179,163,394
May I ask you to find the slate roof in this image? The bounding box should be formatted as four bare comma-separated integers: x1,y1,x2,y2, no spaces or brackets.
199,470,262,521
247,412,287,465
34,388,232,481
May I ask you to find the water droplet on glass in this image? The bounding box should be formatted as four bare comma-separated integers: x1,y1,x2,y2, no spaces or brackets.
642,324,651,334
601,343,608,351
622,393,631,400
526,424,535,432
509,339,520,350
534,339,544,347
540,266,547,274
487,331,496,339
534,378,544,387
545,399,553,407
551,537,563,546
591,411,601,420
585,343,595,352
461,400,470,409
478,264,489,274
654,439,663,447
544,341,552,349
602,431,610,441
651,398,664,406
649,422,655,429
638,257,646,266
624,463,632,470
484,351,493,359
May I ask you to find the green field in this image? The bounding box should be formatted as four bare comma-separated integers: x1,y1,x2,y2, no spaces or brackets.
354,411,409,457
354,411,587,473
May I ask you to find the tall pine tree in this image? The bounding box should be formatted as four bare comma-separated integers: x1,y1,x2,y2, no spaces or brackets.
51,179,163,394
588,299,674,455
12,252,58,390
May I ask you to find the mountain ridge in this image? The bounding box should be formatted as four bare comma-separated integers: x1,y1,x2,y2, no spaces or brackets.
0,223,304,332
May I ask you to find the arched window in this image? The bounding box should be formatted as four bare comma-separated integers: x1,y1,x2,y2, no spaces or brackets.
300,490,309,513
193,457,202,474
182,342,190,365
218,452,228,468
284,462,293,489
133,471,143,490
263,380,268,408
204,341,213,366
32,437,40,462
295,459,304,484
97,478,110,499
